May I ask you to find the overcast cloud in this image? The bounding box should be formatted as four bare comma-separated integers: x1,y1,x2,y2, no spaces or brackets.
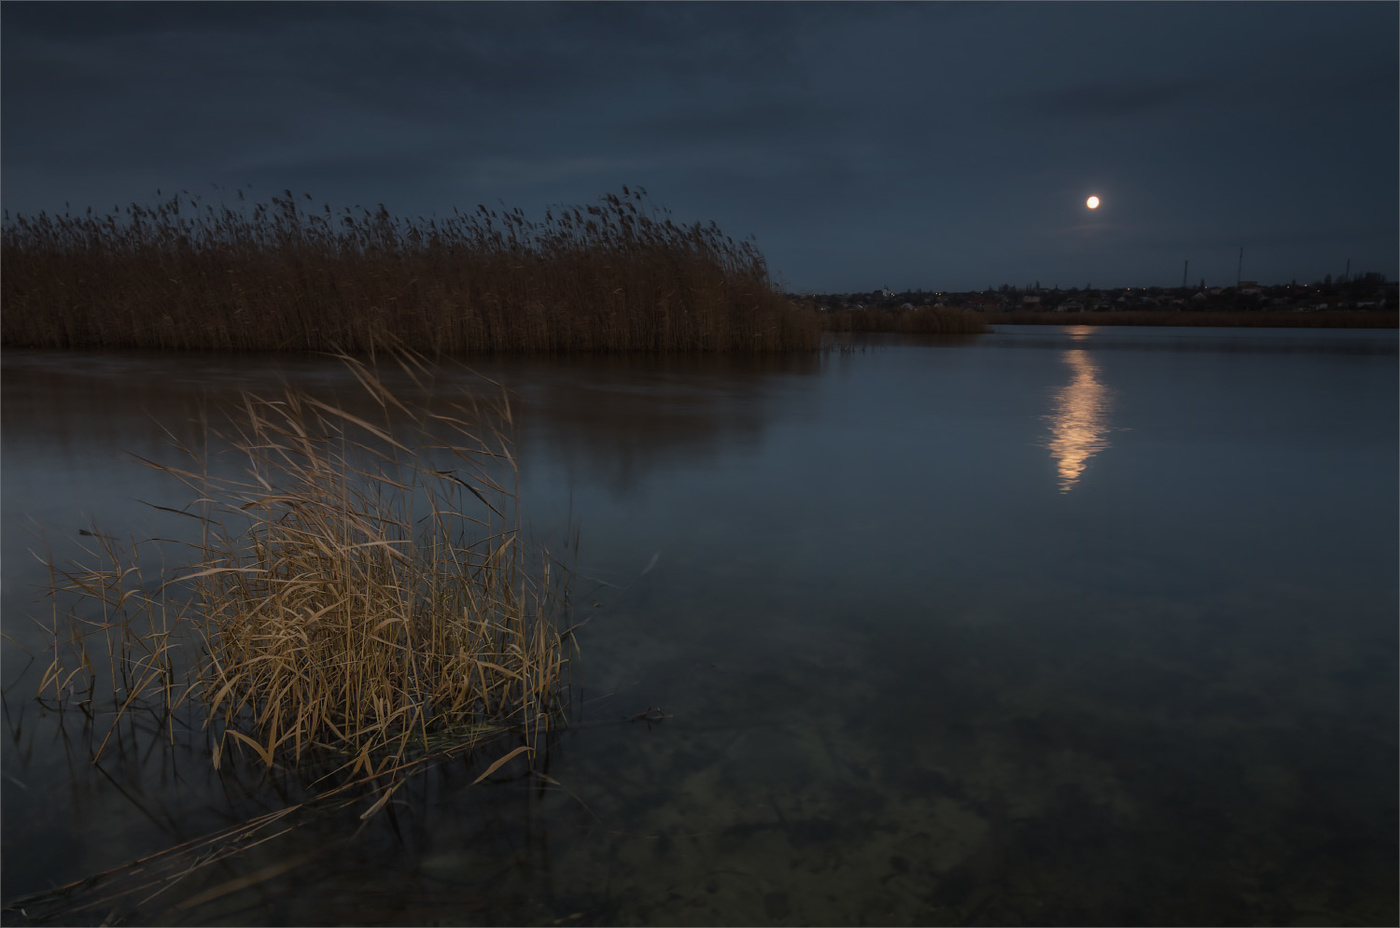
3,1,1396,291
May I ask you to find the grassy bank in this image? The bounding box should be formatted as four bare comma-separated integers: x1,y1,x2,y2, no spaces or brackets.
2,188,820,353
819,305,989,335
987,309,1398,328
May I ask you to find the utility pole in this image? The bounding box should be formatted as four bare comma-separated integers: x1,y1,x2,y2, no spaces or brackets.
1182,259,1189,290
1237,246,1244,287
1344,258,1350,283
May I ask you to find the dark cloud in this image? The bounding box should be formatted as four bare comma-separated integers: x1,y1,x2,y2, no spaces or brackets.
2,1,1395,291
0,1,329,38
1013,76,1215,121
620,99,851,147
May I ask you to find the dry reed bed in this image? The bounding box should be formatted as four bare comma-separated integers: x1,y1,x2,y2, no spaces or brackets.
38,351,572,778
2,187,820,353
990,309,1398,328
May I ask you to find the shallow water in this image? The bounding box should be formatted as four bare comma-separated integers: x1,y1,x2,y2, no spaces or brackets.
3,326,1396,925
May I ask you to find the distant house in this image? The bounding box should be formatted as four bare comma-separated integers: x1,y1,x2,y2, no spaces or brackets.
1058,300,1084,313
1021,294,1041,306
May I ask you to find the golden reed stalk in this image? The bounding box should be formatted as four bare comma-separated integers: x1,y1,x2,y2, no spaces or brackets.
2,187,821,353
39,349,573,776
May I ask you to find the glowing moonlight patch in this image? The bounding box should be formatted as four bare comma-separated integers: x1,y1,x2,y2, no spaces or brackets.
1086,196,1101,209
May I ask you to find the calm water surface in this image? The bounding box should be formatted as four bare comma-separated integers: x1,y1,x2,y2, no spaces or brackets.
3,326,1396,925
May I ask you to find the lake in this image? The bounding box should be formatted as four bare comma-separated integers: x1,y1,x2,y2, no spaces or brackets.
2,325,1396,926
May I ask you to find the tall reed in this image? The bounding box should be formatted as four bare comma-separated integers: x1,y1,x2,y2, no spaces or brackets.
2,187,821,353
38,350,572,776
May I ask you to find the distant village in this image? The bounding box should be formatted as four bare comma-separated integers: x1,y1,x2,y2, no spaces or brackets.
792,272,1397,315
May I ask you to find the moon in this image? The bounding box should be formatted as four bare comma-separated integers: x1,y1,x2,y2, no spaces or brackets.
1086,196,1101,209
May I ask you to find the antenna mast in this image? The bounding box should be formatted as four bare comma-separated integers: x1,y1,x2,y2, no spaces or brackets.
1237,246,1244,287
1183,260,1189,290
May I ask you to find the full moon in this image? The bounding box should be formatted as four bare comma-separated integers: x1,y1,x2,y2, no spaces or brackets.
1086,196,1101,209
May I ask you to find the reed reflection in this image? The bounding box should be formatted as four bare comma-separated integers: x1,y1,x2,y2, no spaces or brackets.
1045,346,1112,493
0,350,818,501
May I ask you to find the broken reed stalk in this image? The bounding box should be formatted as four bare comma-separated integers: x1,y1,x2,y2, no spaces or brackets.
1,186,821,353
37,349,573,777
0,726,527,924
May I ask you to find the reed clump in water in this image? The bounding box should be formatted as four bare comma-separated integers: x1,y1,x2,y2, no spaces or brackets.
819,305,989,335
2,186,820,353
38,351,572,776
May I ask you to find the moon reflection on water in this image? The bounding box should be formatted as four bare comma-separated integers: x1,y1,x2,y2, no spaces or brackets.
1046,345,1112,493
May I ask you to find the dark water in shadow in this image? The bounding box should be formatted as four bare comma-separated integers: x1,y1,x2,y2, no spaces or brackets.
3,327,1396,925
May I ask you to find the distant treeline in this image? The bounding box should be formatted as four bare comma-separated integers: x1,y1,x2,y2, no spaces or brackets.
817,305,989,335
1,188,822,354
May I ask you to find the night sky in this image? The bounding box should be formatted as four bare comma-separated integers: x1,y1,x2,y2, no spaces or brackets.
3,1,1396,293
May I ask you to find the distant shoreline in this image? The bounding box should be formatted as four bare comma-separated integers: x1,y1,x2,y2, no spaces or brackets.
974,309,1397,329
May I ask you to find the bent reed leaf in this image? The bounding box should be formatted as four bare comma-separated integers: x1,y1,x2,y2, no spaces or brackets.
472,744,534,785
